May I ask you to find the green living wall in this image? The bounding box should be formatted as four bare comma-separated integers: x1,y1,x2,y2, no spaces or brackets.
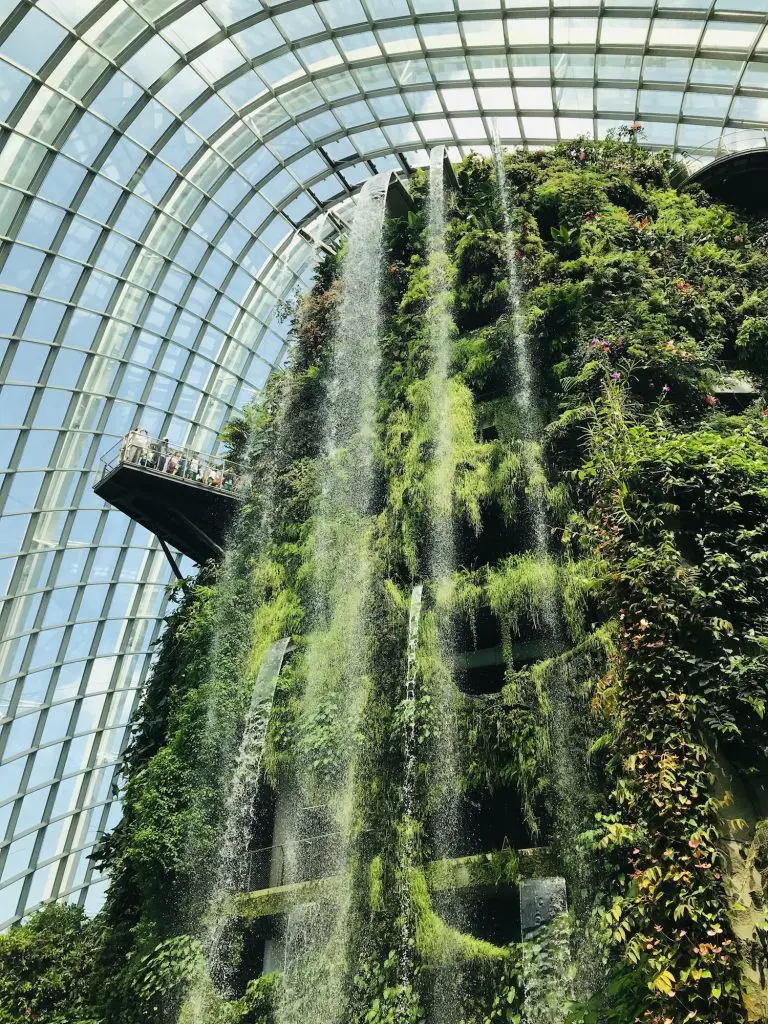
6,133,768,1024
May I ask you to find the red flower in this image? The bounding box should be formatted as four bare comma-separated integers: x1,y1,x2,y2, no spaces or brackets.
705,394,717,406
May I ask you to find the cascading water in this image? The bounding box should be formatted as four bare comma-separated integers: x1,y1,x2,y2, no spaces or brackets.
396,583,423,1015
491,127,584,1019
201,638,291,994
176,371,302,1022
490,127,548,554
427,148,461,852
275,173,390,1024
427,146,457,573
424,146,467,1024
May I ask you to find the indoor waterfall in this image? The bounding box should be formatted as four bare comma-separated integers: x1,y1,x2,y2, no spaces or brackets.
490,128,548,553
427,147,461,851
21,123,764,1024
274,173,389,1024
492,130,583,1016
180,374,301,1020
396,583,423,1015
427,146,457,581
424,147,467,1024
201,638,291,994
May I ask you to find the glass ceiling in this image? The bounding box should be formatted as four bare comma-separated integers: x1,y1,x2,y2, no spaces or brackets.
1,0,767,930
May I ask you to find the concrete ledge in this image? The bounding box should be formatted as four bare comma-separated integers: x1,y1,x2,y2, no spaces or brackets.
233,847,556,920
427,847,557,892
233,876,338,920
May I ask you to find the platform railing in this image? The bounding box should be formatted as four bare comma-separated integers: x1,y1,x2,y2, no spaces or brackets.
246,831,345,891
680,128,768,177
99,432,247,495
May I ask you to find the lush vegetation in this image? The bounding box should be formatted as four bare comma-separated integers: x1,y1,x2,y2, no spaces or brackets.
6,133,768,1024
0,903,99,1023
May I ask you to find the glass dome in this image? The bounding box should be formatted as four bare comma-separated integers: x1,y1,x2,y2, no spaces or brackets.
1,0,767,929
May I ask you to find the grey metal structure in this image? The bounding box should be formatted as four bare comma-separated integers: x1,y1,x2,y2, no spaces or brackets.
1,0,767,929
519,877,567,939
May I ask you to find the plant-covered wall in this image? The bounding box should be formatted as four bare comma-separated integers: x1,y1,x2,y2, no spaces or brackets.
7,132,768,1024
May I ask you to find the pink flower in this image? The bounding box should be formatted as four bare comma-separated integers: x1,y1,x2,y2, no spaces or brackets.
611,371,621,382
591,337,601,347
662,384,670,394
705,394,717,406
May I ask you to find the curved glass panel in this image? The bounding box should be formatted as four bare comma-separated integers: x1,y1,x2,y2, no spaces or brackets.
1,0,766,928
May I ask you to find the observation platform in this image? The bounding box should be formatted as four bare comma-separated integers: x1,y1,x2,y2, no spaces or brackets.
93,432,246,566
685,147,768,212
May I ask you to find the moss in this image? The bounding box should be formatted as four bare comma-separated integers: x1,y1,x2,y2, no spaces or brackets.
410,869,508,965
234,878,336,920
486,553,558,642
426,848,558,891
369,855,384,913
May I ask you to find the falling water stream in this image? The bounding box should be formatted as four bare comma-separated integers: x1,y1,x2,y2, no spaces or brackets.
182,149,585,1023
491,128,583,1020
424,146,467,1024
427,146,457,570
397,583,423,1013
275,173,390,1024
202,638,291,994
490,128,548,554
427,148,461,861
180,368,302,1021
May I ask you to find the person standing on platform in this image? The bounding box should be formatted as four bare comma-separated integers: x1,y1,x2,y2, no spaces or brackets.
136,428,150,466
123,429,141,464
157,437,170,471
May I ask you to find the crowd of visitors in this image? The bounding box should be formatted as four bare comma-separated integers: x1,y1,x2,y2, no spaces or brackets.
119,428,239,492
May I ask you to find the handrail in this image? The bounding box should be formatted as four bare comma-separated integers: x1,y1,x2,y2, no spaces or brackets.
99,431,247,496
244,827,382,891
246,830,344,890
680,128,768,177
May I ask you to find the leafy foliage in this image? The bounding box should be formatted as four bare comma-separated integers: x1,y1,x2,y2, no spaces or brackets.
0,904,100,1024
